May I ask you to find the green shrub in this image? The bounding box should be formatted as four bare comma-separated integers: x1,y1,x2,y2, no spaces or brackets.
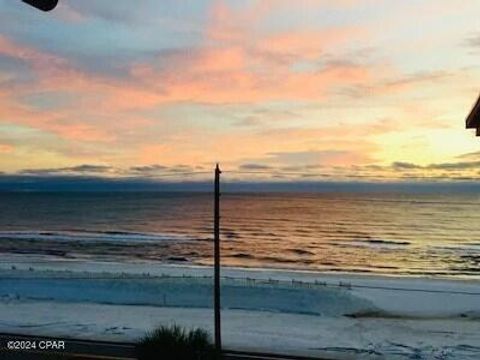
136,324,215,360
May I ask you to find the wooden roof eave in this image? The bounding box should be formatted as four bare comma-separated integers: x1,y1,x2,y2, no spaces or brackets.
466,95,480,129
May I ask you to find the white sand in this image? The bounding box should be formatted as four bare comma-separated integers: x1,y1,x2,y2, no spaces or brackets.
0,257,479,359
1,302,479,360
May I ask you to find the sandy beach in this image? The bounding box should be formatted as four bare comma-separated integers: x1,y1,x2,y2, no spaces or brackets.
0,256,479,359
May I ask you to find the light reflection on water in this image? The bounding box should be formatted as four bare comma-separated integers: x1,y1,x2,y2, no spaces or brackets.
0,191,479,278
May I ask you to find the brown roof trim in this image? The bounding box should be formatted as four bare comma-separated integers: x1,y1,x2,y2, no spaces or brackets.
466,94,480,129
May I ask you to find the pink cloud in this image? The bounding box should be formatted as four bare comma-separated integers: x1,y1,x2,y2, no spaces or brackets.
0,35,68,82
1,1,463,173
0,14,373,150
123,1,372,105
127,19,371,104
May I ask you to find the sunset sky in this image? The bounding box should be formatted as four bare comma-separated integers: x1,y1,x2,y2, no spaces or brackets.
1,0,480,182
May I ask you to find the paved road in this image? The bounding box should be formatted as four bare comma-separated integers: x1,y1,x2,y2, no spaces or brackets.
0,333,330,360
0,333,136,359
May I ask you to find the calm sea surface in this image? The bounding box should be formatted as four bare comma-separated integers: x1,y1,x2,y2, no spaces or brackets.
0,191,479,278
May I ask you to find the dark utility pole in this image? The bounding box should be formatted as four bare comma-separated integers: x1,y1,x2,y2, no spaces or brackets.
214,164,222,355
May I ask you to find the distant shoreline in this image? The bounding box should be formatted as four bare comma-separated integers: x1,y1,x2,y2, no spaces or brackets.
1,252,480,281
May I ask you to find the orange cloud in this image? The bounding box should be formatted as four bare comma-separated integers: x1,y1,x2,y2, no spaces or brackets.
0,144,14,154
258,28,365,62
48,123,115,142
136,123,379,169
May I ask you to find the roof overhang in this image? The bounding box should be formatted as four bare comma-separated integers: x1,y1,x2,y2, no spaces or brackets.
22,0,58,11
466,95,480,136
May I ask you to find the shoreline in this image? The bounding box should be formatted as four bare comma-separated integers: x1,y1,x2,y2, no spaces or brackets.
2,253,480,283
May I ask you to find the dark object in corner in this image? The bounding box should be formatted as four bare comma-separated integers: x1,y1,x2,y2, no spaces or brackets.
22,0,59,11
466,94,480,136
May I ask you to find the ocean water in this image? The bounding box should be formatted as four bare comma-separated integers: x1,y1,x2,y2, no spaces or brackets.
0,191,479,278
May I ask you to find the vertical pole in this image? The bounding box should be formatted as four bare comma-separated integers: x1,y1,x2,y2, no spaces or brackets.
214,163,222,356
